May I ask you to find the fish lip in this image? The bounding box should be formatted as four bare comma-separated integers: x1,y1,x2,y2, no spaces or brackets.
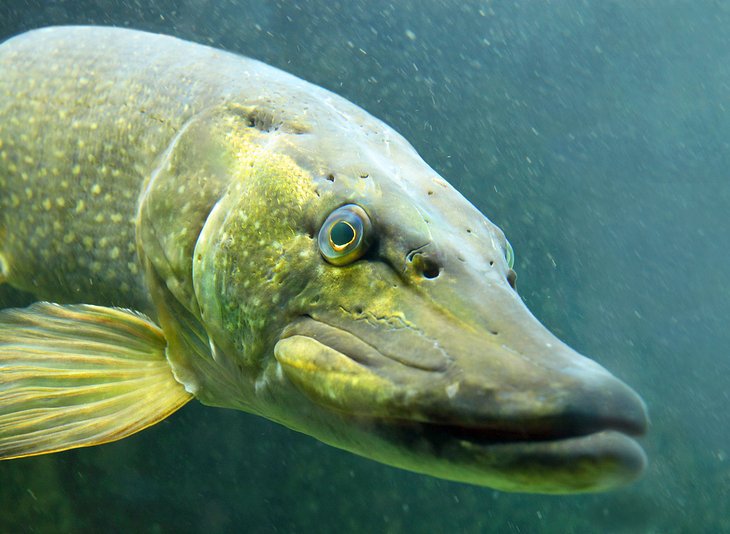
384,418,646,452
400,414,646,446
278,314,388,368
369,402,647,457
389,419,645,493
372,419,647,492
279,313,447,371
377,403,648,477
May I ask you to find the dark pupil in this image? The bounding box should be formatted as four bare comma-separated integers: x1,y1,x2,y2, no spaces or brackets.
331,221,355,247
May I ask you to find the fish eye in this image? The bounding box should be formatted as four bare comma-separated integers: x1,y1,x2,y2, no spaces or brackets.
318,204,372,266
505,240,515,270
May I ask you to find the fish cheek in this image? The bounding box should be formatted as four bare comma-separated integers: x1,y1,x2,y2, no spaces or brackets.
138,107,238,316
193,150,323,370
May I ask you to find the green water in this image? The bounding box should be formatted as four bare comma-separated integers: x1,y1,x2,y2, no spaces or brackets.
1,1,727,532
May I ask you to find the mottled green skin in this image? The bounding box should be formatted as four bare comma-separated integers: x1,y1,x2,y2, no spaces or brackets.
0,27,648,493
0,26,333,312
1,29,177,310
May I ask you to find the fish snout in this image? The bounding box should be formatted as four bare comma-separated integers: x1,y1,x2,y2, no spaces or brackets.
558,370,649,439
379,328,649,445
270,263,649,492
274,312,648,441
463,371,648,443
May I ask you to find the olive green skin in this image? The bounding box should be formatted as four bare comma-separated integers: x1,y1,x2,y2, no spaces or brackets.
0,27,647,493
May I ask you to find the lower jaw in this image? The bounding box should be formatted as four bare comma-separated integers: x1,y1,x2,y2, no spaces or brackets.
468,430,647,493
372,421,647,493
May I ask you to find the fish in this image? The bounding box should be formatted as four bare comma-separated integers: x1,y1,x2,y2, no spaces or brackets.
0,26,648,494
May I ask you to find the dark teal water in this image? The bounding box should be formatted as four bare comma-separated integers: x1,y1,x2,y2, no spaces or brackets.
1,1,727,532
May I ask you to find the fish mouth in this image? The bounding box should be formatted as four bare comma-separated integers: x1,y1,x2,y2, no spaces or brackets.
401,410,646,446
387,423,647,493
274,314,648,493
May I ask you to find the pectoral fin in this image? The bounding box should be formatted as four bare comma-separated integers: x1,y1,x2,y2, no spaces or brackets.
0,302,193,459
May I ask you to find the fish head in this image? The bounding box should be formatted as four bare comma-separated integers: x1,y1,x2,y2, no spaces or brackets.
187,100,647,494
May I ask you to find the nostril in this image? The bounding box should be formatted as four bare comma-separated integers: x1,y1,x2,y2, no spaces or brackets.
507,269,517,289
421,259,441,279
408,252,441,279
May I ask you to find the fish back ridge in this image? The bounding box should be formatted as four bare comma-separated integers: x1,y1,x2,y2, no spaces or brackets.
0,27,235,310
0,26,358,311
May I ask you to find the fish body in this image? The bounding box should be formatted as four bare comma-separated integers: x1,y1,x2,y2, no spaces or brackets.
0,26,648,494
0,26,340,312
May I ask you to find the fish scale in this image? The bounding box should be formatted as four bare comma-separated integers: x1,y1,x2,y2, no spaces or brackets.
0,30,179,309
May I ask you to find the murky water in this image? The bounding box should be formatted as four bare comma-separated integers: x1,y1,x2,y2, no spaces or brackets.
1,1,727,532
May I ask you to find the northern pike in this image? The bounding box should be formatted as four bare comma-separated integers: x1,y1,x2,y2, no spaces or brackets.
0,26,648,494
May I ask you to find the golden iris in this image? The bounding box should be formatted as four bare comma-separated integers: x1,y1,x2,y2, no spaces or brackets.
318,204,372,265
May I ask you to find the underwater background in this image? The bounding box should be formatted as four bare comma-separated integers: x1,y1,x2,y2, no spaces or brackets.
0,0,726,532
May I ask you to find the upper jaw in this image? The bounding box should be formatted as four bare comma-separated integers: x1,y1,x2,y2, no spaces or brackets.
275,313,647,438
273,308,648,493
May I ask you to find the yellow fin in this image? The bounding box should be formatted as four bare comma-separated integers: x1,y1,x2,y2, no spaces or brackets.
0,302,193,459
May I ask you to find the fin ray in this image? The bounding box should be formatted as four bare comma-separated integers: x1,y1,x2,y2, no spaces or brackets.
0,302,193,459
